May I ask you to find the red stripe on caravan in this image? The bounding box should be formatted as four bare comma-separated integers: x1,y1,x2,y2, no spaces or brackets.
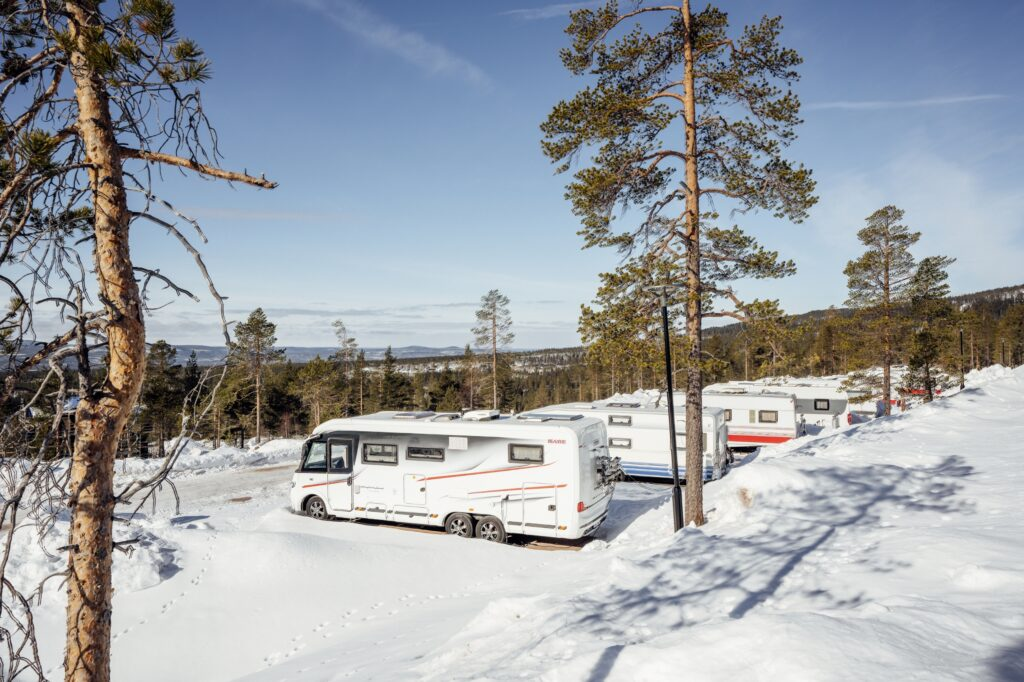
729,434,792,444
469,484,567,495
301,478,349,489
420,462,551,482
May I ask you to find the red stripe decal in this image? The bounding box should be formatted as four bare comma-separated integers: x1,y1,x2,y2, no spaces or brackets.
469,484,567,495
420,462,551,482
302,478,349,489
729,434,792,444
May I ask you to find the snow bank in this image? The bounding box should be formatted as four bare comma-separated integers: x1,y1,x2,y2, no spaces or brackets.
115,437,302,478
420,365,1024,681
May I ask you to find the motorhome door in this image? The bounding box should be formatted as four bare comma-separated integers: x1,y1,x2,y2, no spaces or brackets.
326,436,355,512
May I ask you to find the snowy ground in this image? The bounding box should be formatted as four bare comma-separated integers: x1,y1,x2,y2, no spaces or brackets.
17,366,1024,680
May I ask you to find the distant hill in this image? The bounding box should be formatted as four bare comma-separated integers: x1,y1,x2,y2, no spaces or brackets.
171,344,468,365
15,282,1021,369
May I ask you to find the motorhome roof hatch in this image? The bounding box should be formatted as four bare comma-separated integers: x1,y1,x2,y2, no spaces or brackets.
518,412,584,422
462,409,501,421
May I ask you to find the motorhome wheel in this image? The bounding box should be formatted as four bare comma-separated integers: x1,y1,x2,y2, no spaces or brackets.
445,513,474,538
305,496,328,520
475,516,506,543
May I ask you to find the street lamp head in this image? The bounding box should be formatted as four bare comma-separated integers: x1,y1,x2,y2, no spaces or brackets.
645,284,682,303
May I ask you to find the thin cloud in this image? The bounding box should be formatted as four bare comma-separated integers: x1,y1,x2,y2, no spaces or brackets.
501,2,596,20
182,207,348,222
809,94,1005,111
295,0,491,88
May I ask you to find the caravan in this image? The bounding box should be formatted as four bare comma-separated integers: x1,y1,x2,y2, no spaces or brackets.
728,380,854,432
539,400,731,481
290,410,619,542
702,385,799,447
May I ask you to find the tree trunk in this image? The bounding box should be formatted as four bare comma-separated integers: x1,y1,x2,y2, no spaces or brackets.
491,317,498,409
64,3,147,679
882,231,892,416
681,0,705,527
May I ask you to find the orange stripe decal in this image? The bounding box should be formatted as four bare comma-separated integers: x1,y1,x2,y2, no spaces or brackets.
420,462,552,482
302,478,350,489
468,483,567,495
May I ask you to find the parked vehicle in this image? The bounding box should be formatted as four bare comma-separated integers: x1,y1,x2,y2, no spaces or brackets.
726,380,854,433
538,400,731,481
701,386,799,447
290,410,620,542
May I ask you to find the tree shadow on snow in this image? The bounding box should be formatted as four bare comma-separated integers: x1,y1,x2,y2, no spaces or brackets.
988,639,1024,681
578,455,975,681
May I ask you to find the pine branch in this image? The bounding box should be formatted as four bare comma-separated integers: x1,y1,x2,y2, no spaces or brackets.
117,147,277,188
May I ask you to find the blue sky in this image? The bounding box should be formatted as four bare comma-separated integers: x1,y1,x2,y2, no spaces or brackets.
130,0,1024,349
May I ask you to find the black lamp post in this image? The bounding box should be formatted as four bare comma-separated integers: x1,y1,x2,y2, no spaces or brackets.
646,284,684,532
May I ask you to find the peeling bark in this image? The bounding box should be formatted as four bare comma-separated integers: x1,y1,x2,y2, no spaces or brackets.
63,2,146,680
682,0,705,527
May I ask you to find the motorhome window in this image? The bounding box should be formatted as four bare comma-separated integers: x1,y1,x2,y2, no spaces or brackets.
758,410,779,423
362,443,398,465
608,415,632,426
814,399,830,411
328,440,350,471
609,438,631,449
509,444,544,463
407,446,445,462
302,442,327,471
724,409,732,421
703,433,708,451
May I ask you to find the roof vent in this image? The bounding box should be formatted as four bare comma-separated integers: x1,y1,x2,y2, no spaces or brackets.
462,409,501,421
605,401,642,408
430,413,461,422
393,411,435,420
518,412,584,422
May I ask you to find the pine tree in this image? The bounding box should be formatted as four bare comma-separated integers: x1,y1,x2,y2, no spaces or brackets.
543,1,815,526
844,206,921,415
472,290,515,409
230,308,285,441
331,319,359,375
296,356,341,427
351,350,368,414
0,2,275,673
139,341,183,457
905,256,956,401
379,346,412,410
458,344,478,410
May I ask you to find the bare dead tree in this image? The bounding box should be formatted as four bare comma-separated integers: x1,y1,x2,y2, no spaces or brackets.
0,1,276,680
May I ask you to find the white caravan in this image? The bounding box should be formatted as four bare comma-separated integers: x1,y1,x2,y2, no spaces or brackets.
539,400,730,481
290,410,620,542
727,380,854,433
701,385,799,447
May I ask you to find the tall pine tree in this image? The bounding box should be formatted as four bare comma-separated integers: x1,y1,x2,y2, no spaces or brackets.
472,290,515,410
844,206,920,415
230,308,285,441
543,1,815,525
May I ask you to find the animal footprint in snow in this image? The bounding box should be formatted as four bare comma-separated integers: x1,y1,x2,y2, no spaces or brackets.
313,621,330,632
388,610,399,616
371,601,384,610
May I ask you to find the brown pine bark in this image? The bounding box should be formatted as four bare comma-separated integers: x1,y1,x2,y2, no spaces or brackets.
882,239,893,416
491,316,498,409
64,2,147,680
681,0,705,527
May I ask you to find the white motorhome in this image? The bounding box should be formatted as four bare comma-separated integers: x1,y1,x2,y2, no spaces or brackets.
290,410,619,542
701,385,799,447
539,400,731,481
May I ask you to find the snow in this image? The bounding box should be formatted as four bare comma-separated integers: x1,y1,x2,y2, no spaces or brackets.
10,367,1024,680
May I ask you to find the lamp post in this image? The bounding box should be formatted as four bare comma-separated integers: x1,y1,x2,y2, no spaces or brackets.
646,284,684,532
